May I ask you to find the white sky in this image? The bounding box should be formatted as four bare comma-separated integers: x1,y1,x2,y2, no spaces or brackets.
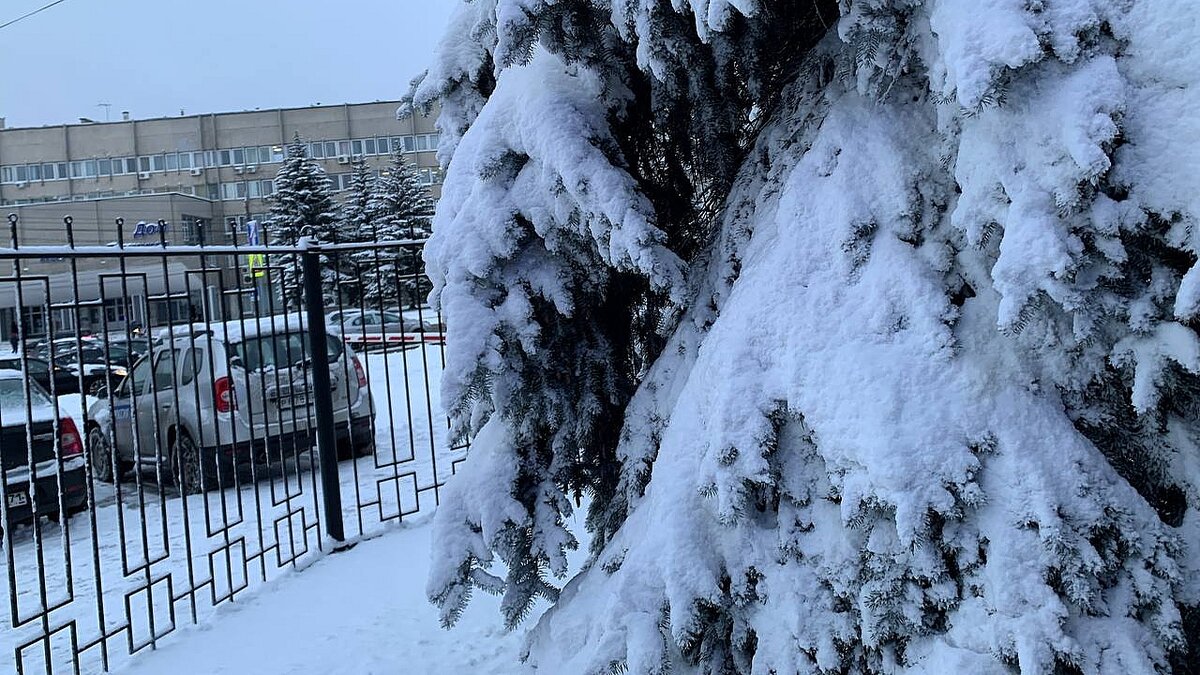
0,0,456,128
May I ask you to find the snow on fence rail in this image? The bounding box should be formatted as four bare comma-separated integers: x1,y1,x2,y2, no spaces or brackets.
0,214,464,674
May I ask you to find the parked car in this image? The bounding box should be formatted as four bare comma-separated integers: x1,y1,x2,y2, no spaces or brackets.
43,347,128,396
87,315,376,494
328,308,443,349
0,355,81,395
34,336,93,360
0,371,87,527
103,334,150,364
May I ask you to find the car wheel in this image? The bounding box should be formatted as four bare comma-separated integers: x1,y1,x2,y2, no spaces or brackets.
88,427,128,483
170,431,206,495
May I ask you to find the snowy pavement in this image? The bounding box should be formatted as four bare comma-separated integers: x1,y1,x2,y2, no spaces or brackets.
1,345,465,674
118,523,538,675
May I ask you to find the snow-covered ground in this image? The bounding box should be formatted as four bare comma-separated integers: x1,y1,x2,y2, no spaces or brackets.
117,522,542,675
0,344,464,674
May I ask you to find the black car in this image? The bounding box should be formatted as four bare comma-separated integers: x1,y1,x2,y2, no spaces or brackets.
0,372,88,527
0,355,81,395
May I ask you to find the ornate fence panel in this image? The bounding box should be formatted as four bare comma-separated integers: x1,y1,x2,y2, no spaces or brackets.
0,214,462,674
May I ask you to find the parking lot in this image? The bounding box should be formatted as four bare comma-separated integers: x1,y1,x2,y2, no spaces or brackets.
0,345,461,674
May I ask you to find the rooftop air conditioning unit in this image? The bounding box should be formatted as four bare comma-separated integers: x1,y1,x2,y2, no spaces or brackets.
138,171,151,179
234,166,244,174
246,165,257,173
189,168,203,176
337,155,351,164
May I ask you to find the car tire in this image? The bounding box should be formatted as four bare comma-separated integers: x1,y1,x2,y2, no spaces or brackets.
170,431,207,496
47,502,88,523
88,426,130,484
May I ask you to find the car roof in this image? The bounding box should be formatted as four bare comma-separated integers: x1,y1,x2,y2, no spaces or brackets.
156,313,323,345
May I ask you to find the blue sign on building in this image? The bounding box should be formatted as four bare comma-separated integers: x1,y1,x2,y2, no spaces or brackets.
132,221,169,238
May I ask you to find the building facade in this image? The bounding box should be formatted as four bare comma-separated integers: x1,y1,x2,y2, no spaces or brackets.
0,101,442,338
0,100,441,223
1,193,220,337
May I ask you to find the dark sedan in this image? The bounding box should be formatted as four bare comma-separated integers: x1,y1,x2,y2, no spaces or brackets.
0,355,81,395
0,371,88,528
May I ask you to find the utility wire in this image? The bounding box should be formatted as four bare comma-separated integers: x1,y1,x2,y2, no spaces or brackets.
0,0,72,31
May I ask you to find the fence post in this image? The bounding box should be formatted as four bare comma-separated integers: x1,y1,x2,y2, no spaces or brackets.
300,238,346,544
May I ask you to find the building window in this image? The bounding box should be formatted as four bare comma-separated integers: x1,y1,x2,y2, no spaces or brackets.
403,136,415,152
364,138,376,155
28,165,42,181
98,159,112,176
311,142,324,159
151,155,166,171
220,150,232,166
207,183,219,200
42,164,57,180
338,140,351,157
57,162,68,178
125,158,138,173
139,156,151,172
104,297,129,322
166,153,178,171
377,138,390,154
259,146,271,164
271,146,285,163
178,153,191,169
181,215,204,245
232,148,244,165
0,167,11,183
351,140,363,156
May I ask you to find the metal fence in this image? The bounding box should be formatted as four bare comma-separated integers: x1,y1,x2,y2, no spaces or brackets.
0,214,464,674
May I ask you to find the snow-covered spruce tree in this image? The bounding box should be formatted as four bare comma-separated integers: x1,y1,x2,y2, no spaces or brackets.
338,157,377,305
267,134,341,308
358,151,436,309
415,1,1198,673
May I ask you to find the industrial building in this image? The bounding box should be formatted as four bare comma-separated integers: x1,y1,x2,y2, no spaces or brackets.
0,101,441,336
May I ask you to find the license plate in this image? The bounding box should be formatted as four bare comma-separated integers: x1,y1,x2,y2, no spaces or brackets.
6,491,28,508
274,377,338,409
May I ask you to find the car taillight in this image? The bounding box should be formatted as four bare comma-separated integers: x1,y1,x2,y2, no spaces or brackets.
353,356,367,388
214,376,236,413
60,417,83,458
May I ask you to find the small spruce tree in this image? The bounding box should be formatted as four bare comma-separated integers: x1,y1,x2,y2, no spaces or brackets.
337,158,377,305
266,133,340,308
356,151,436,308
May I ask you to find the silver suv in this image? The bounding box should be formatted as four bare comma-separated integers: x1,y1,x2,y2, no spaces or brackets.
85,315,375,494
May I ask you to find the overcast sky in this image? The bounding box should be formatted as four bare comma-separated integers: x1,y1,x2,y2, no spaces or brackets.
0,0,456,128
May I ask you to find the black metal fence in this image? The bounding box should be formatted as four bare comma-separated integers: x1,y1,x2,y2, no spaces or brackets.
0,214,463,674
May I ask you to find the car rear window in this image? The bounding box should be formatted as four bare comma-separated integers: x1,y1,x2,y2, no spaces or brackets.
233,333,343,372
0,378,54,421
